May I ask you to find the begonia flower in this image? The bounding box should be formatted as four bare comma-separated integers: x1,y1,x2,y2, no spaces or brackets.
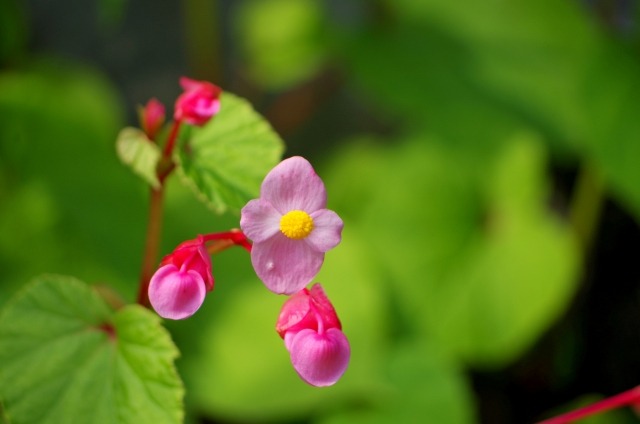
276,284,350,387
140,97,165,140
148,236,213,320
240,156,344,294
174,77,222,126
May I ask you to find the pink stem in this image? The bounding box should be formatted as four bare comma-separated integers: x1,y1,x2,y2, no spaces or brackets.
202,230,252,252
538,386,640,424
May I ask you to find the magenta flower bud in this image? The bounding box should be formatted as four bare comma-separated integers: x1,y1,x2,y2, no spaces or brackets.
240,157,344,294
148,236,213,320
276,284,350,387
287,328,350,387
174,77,222,126
140,97,165,140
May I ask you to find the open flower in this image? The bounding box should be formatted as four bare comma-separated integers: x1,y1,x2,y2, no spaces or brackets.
174,77,222,126
148,236,213,320
240,156,344,294
276,284,350,387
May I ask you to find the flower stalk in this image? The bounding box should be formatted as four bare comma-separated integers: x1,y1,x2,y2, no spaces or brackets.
538,386,640,423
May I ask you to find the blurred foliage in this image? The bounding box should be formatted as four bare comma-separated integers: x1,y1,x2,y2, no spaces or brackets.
2,0,640,423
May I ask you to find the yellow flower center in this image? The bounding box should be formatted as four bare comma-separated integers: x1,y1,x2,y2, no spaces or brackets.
280,210,314,239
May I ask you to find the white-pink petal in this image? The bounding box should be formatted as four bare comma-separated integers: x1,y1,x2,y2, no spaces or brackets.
306,209,344,252
260,156,327,214
288,328,350,387
148,264,207,320
251,235,324,294
240,199,282,243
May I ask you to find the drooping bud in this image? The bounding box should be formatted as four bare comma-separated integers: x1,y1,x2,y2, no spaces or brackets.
148,236,213,320
276,283,350,386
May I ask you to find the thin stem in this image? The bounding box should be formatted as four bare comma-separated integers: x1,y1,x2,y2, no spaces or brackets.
162,119,182,159
136,118,184,306
136,187,164,306
538,386,640,424
202,230,252,252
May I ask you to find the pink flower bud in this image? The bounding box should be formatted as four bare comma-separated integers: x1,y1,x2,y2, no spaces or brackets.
140,98,165,140
286,328,350,387
148,236,213,320
174,77,222,126
276,284,350,386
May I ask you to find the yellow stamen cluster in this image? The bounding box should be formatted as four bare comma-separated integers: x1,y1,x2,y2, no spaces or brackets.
280,210,314,239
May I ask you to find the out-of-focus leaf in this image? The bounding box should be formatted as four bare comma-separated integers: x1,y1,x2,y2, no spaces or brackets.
177,92,284,214
0,60,145,304
326,134,580,367
380,0,640,218
181,230,387,422
0,275,184,424
234,0,328,89
321,342,476,424
115,127,161,188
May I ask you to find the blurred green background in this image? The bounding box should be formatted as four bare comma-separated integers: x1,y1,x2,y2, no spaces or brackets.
2,0,640,422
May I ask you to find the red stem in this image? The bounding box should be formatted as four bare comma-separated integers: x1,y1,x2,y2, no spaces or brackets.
202,230,252,252
538,386,640,424
136,187,164,306
136,119,183,307
162,119,182,158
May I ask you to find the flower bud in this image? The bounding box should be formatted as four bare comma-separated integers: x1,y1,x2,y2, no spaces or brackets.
174,77,222,126
148,236,213,320
139,98,165,140
276,284,350,386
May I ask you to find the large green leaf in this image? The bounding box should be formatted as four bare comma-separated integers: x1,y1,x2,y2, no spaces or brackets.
0,275,184,424
177,92,285,214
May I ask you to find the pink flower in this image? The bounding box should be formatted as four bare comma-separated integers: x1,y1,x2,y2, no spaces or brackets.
148,236,213,320
240,156,344,294
174,77,222,126
140,97,165,140
276,284,350,387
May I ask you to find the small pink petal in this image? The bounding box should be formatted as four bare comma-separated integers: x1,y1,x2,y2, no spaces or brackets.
260,156,327,214
276,289,312,337
308,284,342,330
251,235,324,294
148,264,207,320
305,209,344,252
240,199,282,243
288,328,350,387
276,284,341,338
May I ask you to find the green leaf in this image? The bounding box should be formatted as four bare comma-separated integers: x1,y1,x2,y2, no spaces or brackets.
0,275,184,424
115,127,161,189
177,92,285,214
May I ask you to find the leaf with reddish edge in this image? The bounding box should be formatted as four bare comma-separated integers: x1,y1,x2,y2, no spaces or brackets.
0,275,184,424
